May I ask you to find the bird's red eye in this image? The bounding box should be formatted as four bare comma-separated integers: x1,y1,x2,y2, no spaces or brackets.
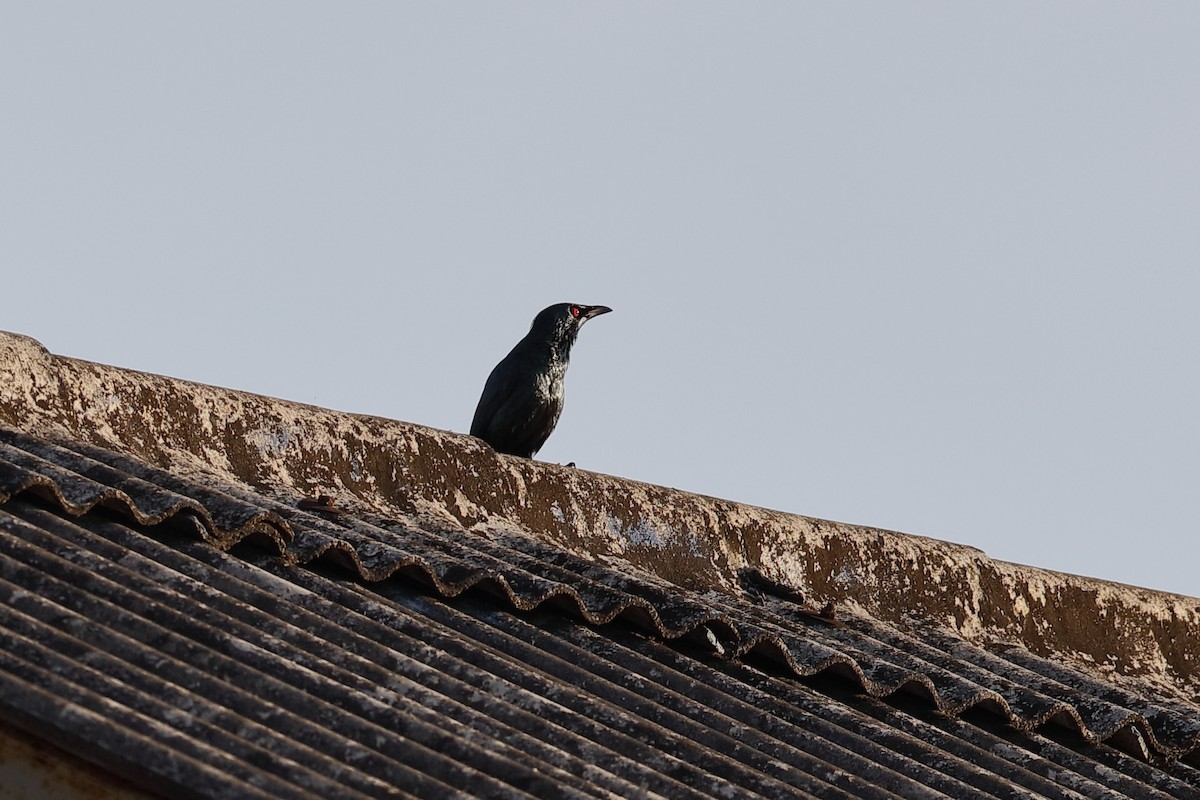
570,305,581,318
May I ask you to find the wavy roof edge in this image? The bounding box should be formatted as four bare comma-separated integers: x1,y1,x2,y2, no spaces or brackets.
2,330,1198,701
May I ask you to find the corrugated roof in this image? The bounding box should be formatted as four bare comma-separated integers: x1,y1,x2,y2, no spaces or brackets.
4,329,1198,708
3,425,1200,799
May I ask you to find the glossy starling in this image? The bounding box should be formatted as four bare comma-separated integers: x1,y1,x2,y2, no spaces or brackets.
471,303,612,458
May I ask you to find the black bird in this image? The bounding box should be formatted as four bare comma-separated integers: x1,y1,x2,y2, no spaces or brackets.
471,303,612,458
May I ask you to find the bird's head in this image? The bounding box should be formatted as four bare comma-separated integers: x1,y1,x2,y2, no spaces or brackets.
528,302,613,354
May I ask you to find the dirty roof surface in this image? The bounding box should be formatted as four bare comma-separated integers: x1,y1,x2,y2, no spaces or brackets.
2,426,1200,800
4,329,1199,706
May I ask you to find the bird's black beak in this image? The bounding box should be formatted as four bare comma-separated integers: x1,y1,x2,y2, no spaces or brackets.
579,305,613,321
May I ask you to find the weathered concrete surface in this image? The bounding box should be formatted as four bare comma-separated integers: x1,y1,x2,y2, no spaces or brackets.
2,330,1198,701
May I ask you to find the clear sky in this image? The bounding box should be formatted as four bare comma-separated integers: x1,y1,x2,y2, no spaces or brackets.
3,4,1197,596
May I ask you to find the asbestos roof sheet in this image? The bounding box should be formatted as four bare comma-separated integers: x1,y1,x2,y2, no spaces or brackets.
1,425,1199,799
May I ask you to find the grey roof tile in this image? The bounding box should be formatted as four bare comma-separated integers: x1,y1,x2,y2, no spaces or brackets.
3,424,1200,798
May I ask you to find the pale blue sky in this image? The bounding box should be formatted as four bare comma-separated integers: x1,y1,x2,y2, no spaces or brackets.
2,4,1197,595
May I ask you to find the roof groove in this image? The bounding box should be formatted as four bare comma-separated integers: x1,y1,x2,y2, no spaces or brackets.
832,686,1168,800
532,616,987,800
1029,725,1200,799
492,611,953,800
445,604,910,800
0,624,319,800
230,555,737,799
985,725,1193,800
268,559,830,800
618,636,1048,800
915,713,1145,800
9,503,744,800
61,505,681,800
0,505,574,800
0,591,390,800
0,665,283,800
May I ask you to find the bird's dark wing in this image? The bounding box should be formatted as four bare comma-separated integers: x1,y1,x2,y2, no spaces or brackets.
479,385,562,458
471,350,564,457
470,357,519,440
510,392,562,457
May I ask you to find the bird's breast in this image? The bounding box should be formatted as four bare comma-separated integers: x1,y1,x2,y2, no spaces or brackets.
533,362,567,401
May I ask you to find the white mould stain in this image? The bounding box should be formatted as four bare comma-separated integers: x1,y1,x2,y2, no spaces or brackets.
832,567,859,588
604,515,629,554
372,687,400,705
248,424,294,458
614,516,702,557
162,706,196,728
92,390,122,415
625,520,666,549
